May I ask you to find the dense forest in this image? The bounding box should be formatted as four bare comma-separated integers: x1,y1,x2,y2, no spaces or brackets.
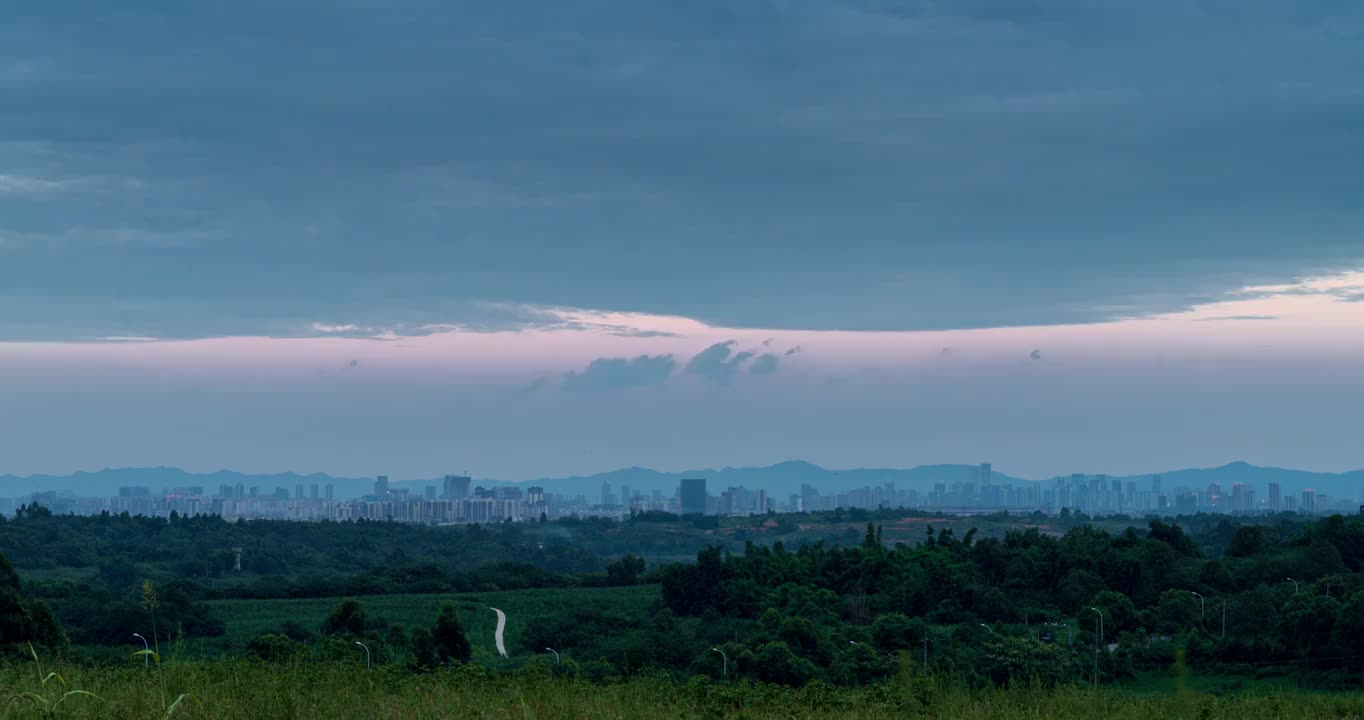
4,505,1364,689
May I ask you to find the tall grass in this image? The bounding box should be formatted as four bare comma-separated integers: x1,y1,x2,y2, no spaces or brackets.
0,658,1361,719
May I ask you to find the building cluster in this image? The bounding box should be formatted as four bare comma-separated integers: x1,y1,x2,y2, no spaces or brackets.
8,465,1355,524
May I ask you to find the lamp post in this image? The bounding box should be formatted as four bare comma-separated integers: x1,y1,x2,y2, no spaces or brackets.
711,647,728,681
1286,577,1299,594
1191,591,1205,622
1089,607,1104,689
355,641,371,670
979,623,995,635
132,633,149,668
545,647,561,664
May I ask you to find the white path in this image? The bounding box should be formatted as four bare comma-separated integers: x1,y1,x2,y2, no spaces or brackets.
491,607,508,657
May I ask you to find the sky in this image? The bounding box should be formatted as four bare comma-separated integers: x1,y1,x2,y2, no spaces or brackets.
2,1,1363,480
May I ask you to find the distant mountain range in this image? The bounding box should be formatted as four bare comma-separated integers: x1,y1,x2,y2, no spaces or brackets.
3,460,1363,503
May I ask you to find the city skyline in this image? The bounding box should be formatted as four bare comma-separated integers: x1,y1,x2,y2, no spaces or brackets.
15,463,1358,524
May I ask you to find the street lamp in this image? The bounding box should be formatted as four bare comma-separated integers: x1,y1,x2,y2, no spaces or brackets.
1191,591,1205,621
1089,607,1104,689
979,623,995,635
1286,577,1300,594
545,647,561,664
132,633,149,668
355,641,371,670
711,647,728,680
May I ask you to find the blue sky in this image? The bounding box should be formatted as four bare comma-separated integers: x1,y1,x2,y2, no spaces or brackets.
2,1,1362,479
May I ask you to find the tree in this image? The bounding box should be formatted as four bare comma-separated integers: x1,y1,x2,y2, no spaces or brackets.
0,550,67,656
1278,593,1341,657
870,613,924,653
982,635,1072,687
606,554,646,586
247,633,301,662
751,641,816,686
409,628,439,671
1332,591,1364,655
1088,590,1139,635
322,598,367,637
431,604,471,664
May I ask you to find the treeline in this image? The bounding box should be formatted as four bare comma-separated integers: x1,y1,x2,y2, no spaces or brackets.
11,501,1364,689
645,515,1364,687
0,506,650,649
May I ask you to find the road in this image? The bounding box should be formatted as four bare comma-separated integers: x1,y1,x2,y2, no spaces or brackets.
491,607,508,657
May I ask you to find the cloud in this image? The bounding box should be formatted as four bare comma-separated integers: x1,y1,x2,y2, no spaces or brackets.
749,354,780,376
606,328,679,338
685,341,755,385
1030,349,1042,361
1194,315,1280,322
784,346,802,357
348,359,359,369
3,2,1363,340
562,354,676,392
312,323,360,334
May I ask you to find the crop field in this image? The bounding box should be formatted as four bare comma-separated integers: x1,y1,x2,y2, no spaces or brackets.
203,584,661,659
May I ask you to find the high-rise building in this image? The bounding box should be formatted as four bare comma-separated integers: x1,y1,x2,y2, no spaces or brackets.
424,486,436,499
979,463,992,487
374,475,390,498
295,483,304,501
621,485,632,508
680,478,708,515
1269,482,1282,512
325,484,334,502
1230,483,1245,513
527,486,545,505
1301,488,1316,514
443,475,471,500
310,484,319,501
600,481,612,507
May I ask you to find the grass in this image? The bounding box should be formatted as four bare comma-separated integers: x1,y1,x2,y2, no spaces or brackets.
3,659,1364,719
204,585,661,659
1124,669,1303,696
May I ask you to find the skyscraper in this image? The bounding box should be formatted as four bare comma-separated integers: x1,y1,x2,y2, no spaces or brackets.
374,475,390,498
1302,488,1316,514
443,474,471,500
324,484,334,502
680,478,708,515
1269,482,1281,512
600,481,612,507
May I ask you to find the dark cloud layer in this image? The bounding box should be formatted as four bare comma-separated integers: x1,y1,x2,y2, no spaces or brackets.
2,1,1363,339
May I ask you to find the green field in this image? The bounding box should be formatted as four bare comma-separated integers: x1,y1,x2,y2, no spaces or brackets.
204,585,662,660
